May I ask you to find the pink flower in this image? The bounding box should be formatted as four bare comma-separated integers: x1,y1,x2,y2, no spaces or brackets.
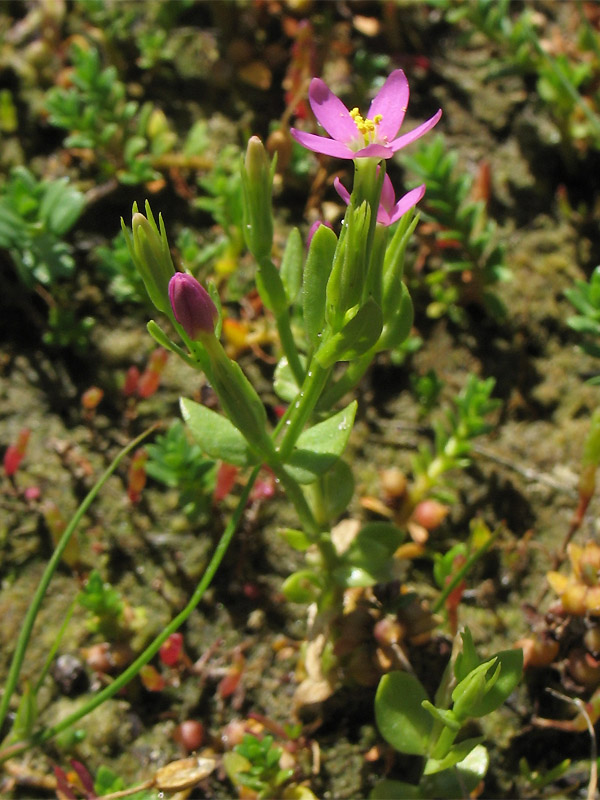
334,173,426,226
290,70,441,160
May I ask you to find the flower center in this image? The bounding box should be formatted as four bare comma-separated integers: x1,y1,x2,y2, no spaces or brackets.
350,107,383,147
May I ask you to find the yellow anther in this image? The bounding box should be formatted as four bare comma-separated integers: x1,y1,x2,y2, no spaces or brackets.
349,107,384,146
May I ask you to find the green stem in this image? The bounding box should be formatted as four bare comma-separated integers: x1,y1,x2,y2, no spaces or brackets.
256,254,304,385
0,425,158,736
34,595,79,694
432,528,498,614
1,465,261,762
276,361,331,462
271,464,320,539
428,722,459,762
318,348,375,409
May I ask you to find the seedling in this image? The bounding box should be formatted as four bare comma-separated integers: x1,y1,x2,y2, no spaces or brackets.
223,733,294,800
373,628,522,799
144,420,216,518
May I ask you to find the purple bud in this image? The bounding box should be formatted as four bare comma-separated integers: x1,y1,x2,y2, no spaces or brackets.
168,273,218,339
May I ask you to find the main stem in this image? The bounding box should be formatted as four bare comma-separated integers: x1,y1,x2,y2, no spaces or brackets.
276,360,331,462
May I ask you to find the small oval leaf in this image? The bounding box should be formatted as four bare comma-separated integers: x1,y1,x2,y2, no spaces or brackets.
375,671,433,756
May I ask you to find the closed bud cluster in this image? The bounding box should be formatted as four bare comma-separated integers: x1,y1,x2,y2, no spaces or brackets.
452,658,499,721
4,428,30,477
122,201,175,314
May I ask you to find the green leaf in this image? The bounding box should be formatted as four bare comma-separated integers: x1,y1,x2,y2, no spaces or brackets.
281,570,321,603
223,751,252,787
382,211,418,312
39,178,86,236
302,224,337,345
375,671,433,756
433,543,468,590
280,227,303,305
8,681,37,742
420,745,489,799
482,290,507,320
423,736,484,775
378,282,414,352
256,258,288,316
94,765,126,795
0,201,27,247
284,401,357,484
333,522,405,587
279,528,312,551
274,355,306,403
180,397,255,467
315,298,383,369
314,458,354,521
147,320,194,362
422,700,461,732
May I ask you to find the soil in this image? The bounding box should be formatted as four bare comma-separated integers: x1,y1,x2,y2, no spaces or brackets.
1,2,600,799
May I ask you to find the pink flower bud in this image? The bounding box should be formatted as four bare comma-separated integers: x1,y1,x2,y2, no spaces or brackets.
411,499,449,531
160,632,184,667
4,428,30,477
306,220,333,248
81,386,104,411
174,720,205,752
123,365,140,397
24,485,41,501
168,273,218,339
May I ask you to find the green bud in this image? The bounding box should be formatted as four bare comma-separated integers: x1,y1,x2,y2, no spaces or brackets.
364,223,388,309
326,201,370,331
241,136,275,262
452,658,499,721
122,201,175,314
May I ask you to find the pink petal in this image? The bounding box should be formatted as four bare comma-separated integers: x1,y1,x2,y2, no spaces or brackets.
307,220,333,247
379,174,396,214
388,184,426,225
308,78,358,143
368,70,410,141
376,207,392,226
333,176,351,205
354,142,395,159
389,109,442,153
290,128,355,159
